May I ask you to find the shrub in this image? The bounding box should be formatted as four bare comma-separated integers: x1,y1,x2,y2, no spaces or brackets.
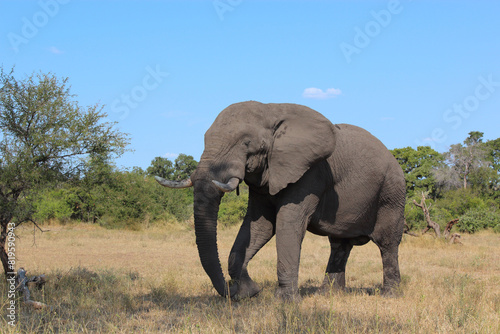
33,188,74,223
96,172,193,228
435,189,486,217
458,208,500,233
218,183,249,226
493,224,500,233
404,200,426,231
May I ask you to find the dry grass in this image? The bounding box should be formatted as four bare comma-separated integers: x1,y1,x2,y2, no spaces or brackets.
1,222,499,333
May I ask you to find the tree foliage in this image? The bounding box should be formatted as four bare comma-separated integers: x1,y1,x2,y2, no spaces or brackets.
145,154,198,181
146,157,174,179
393,133,500,234
391,146,442,198
173,154,198,180
433,132,492,191
95,170,193,230
0,68,129,275
457,207,500,234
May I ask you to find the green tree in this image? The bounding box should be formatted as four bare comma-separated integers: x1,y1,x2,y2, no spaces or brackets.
173,154,198,180
0,68,129,276
486,137,500,172
484,137,500,196
146,156,174,179
70,154,115,223
146,154,198,181
391,146,442,198
433,131,491,191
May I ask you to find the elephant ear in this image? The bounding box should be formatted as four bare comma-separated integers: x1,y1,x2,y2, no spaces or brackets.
268,106,336,196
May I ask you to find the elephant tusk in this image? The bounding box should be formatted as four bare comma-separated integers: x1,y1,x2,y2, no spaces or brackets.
212,177,240,193
154,176,193,188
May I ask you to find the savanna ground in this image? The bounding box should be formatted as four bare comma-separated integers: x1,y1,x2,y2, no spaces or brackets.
1,222,499,333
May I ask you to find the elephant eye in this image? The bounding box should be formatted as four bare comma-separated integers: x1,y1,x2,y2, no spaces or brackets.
243,140,251,147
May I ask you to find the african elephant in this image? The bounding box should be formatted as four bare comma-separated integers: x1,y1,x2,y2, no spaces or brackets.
155,101,406,300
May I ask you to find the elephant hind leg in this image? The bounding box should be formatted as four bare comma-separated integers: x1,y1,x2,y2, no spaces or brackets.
378,244,401,296
321,237,353,292
371,205,404,296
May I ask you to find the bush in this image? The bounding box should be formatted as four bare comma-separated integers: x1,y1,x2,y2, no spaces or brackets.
33,188,74,223
31,170,195,228
435,189,486,217
404,200,427,231
458,208,500,233
96,172,193,228
493,224,500,234
218,183,248,226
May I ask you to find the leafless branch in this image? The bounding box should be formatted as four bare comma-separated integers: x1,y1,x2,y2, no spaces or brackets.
444,219,459,239
403,220,419,237
413,192,441,238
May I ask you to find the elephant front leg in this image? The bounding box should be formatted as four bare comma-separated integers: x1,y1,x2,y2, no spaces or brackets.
274,204,311,301
321,237,353,293
228,199,275,300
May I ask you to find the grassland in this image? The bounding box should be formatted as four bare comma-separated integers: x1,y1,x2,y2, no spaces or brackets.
1,222,499,333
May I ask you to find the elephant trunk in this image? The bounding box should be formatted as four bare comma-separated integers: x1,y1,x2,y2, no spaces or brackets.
193,181,228,297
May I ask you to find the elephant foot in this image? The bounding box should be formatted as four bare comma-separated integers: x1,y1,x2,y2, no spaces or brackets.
320,273,346,294
381,284,401,298
228,280,239,298
230,276,261,301
275,285,301,302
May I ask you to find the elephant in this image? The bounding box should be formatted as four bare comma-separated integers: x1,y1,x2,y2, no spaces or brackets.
155,101,406,300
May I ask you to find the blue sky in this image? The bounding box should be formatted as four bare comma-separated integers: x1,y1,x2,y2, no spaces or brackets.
2,0,500,170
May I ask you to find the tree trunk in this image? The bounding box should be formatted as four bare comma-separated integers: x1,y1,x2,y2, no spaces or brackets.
403,220,419,237
0,220,12,277
444,219,459,239
413,192,441,238
463,162,469,189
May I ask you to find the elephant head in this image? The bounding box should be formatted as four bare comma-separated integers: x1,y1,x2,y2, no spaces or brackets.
156,101,336,297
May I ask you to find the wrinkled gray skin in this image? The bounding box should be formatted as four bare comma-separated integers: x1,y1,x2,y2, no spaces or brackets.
157,101,405,300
